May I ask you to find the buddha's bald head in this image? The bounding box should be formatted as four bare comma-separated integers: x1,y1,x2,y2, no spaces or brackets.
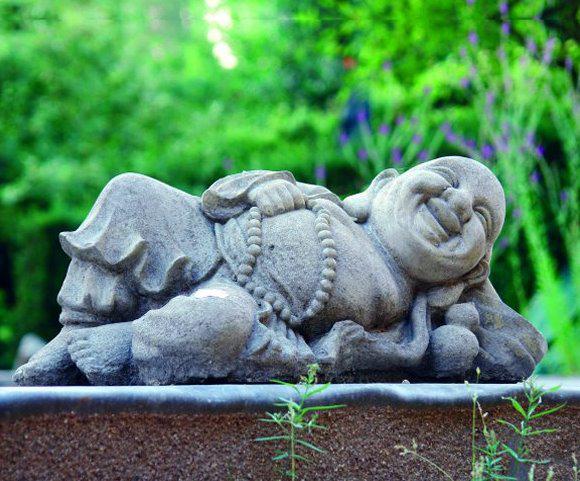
369,156,505,284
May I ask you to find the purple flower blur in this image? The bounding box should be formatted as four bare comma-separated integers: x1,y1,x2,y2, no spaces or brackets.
466,0,475,5
423,86,433,95
339,132,349,146
560,190,569,203
459,47,467,58
535,145,545,157
481,144,494,159
356,110,368,123
499,1,508,15
501,22,510,36
412,133,422,144
315,165,327,182
445,132,457,143
391,148,402,165
464,138,476,149
526,38,537,55
468,31,478,45
530,171,540,183
222,158,234,170
357,148,368,162
485,92,495,105
441,122,452,134
543,38,556,64
499,237,509,249
497,46,506,60
418,150,429,161
382,60,393,71
378,123,390,135
512,208,522,219
565,57,573,72
460,77,470,89
396,115,405,125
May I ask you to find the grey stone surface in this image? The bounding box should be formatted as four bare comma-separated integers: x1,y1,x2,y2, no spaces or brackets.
1,380,579,419
13,157,547,385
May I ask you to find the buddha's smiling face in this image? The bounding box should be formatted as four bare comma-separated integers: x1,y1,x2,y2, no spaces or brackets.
369,156,505,284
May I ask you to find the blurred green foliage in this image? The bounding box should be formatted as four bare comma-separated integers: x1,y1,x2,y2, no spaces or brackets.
0,0,577,372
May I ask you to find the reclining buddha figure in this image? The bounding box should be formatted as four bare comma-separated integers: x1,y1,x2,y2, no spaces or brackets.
14,156,546,386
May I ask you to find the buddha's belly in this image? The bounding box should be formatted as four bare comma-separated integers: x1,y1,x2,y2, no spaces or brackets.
219,204,406,337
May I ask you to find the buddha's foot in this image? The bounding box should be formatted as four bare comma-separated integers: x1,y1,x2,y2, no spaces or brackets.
68,322,134,385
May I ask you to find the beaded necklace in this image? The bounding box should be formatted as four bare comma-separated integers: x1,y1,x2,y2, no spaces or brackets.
234,201,337,329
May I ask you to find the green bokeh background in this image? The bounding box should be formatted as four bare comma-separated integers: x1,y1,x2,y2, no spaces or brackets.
0,0,578,373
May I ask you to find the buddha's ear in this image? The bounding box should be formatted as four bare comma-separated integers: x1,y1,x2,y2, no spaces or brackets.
343,169,399,222
426,255,491,309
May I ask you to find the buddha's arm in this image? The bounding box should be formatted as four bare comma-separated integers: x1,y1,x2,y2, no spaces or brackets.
312,294,430,373
201,170,341,221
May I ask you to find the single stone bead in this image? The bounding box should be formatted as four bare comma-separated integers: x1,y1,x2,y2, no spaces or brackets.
324,258,337,269
239,264,253,276
318,213,331,222
321,238,335,249
280,308,291,321
315,221,329,232
323,248,337,258
247,236,261,246
264,292,276,304
254,286,266,298
273,299,284,312
248,244,261,256
247,219,261,229
249,207,261,218
317,230,332,240
237,274,249,285
244,254,256,266
315,290,330,303
305,308,315,318
246,282,256,292
320,279,333,292
312,204,323,213
322,268,336,281
247,227,262,238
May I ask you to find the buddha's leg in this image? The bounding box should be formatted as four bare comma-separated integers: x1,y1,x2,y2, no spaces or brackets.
13,327,88,386
13,259,140,386
132,281,258,385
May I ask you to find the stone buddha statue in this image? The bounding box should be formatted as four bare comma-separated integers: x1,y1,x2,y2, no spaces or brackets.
14,156,546,386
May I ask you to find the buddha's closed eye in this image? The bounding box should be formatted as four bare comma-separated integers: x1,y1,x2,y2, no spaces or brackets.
430,165,459,188
474,205,492,237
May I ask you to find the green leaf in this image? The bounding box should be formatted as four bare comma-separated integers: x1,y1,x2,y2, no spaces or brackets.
301,404,346,414
295,439,325,453
506,397,527,418
272,452,289,461
255,435,290,442
530,403,566,419
291,453,310,463
527,428,559,436
496,419,522,435
302,383,332,399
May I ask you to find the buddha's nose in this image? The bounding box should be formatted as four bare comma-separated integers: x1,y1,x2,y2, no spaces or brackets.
444,188,473,224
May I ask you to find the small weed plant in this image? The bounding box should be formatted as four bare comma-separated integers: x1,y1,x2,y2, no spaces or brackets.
256,363,345,480
396,372,569,481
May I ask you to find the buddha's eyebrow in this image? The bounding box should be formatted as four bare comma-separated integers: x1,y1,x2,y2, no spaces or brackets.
429,165,459,187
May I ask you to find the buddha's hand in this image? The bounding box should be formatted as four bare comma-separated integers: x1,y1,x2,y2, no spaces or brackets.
311,320,367,372
248,179,306,216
